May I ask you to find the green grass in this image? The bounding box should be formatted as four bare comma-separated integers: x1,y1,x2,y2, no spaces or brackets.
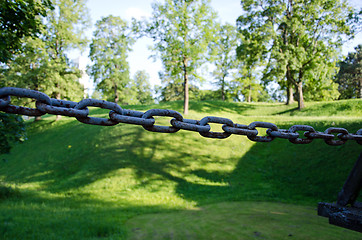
0,99,361,239
126,201,356,240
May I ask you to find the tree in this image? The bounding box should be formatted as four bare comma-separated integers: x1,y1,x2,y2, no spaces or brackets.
142,0,217,114
1,0,89,121
43,0,90,101
0,113,26,155
132,70,154,104
156,70,200,102
89,15,134,104
210,23,239,101
230,62,270,102
0,0,52,154
303,59,340,101
0,0,52,63
336,45,362,99
237,0,360,109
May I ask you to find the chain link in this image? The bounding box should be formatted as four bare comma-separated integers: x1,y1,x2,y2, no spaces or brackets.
0,87,361,146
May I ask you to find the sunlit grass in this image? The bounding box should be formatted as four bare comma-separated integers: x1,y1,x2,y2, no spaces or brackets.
0,99,361,239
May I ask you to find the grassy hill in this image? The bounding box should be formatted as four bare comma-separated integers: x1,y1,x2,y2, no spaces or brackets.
0,99,361,239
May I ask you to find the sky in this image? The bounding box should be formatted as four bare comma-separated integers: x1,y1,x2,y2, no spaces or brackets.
75,0,362,93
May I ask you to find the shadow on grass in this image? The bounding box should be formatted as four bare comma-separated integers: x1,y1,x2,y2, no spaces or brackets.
0,119,361,239
2,119,361,202
176,121,362,205
0,190,169,239
274,107,299,115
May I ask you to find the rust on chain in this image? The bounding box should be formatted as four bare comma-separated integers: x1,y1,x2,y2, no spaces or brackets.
0,87,361,146
142,109,183,133
74,99,123,126
109,111,155,127
36,101,89,118
0,104,45,116
247,122,278,142
288,125,315,144
171,118,211,133
267,128,299,140
324,127,349,146
199,116,234,139
0,87,52,116
222,123,258,137
0,96,11,107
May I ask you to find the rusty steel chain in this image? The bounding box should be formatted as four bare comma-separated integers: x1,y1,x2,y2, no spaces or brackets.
1,87,361,146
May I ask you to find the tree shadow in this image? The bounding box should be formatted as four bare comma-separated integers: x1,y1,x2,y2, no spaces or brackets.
0,188,171,239
0,119,361,239
2,119,361,203
274,107,299,115
175,122,362,205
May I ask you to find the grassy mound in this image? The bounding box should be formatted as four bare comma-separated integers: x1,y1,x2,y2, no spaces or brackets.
0,99,361,239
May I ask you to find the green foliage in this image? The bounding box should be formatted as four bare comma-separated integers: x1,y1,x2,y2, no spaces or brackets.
230,60,270,102
335,44,362,99
0,0,90,105
0,0,50,154
237,0,360,109
0,0,52,63
127,202,357,240
303,60,340,101
42,0,90,100
141,0,218,114
131,70,154,105
0,113,26,155
156,72,206,102
0,100,360,239
210,24,239,101
89,15,135,104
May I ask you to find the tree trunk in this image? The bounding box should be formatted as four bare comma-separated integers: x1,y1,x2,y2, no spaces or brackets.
221,77,225,101
34,84,42,121
247,85,251,103
34,116,42,122
183,56,189,115
286,66,295,105
286,84,295,105
114,82,119,104
55,91,61,121
359,78,362,99
296,82,305,109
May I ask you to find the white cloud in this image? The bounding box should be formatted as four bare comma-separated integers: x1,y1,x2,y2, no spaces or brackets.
125,7,150,20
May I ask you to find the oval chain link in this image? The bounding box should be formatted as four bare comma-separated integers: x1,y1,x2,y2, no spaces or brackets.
36,99,89,118
75,99,123,126
171,118,211,133
324,127,349,146
0,87,51,116
142,109,183,133
199,116,234,139
247,122,278,142
223,123,258,138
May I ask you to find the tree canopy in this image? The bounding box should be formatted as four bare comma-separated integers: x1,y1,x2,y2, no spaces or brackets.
210,23,239,101
0,0,52,63
140,0,218,114
0,0,52,154
89,15,134,104
336,44,362,99
237,0,359,109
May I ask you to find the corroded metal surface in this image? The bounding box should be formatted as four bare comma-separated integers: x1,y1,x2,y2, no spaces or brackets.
318,152,362,233
318,202,362,233
0,87,361,146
